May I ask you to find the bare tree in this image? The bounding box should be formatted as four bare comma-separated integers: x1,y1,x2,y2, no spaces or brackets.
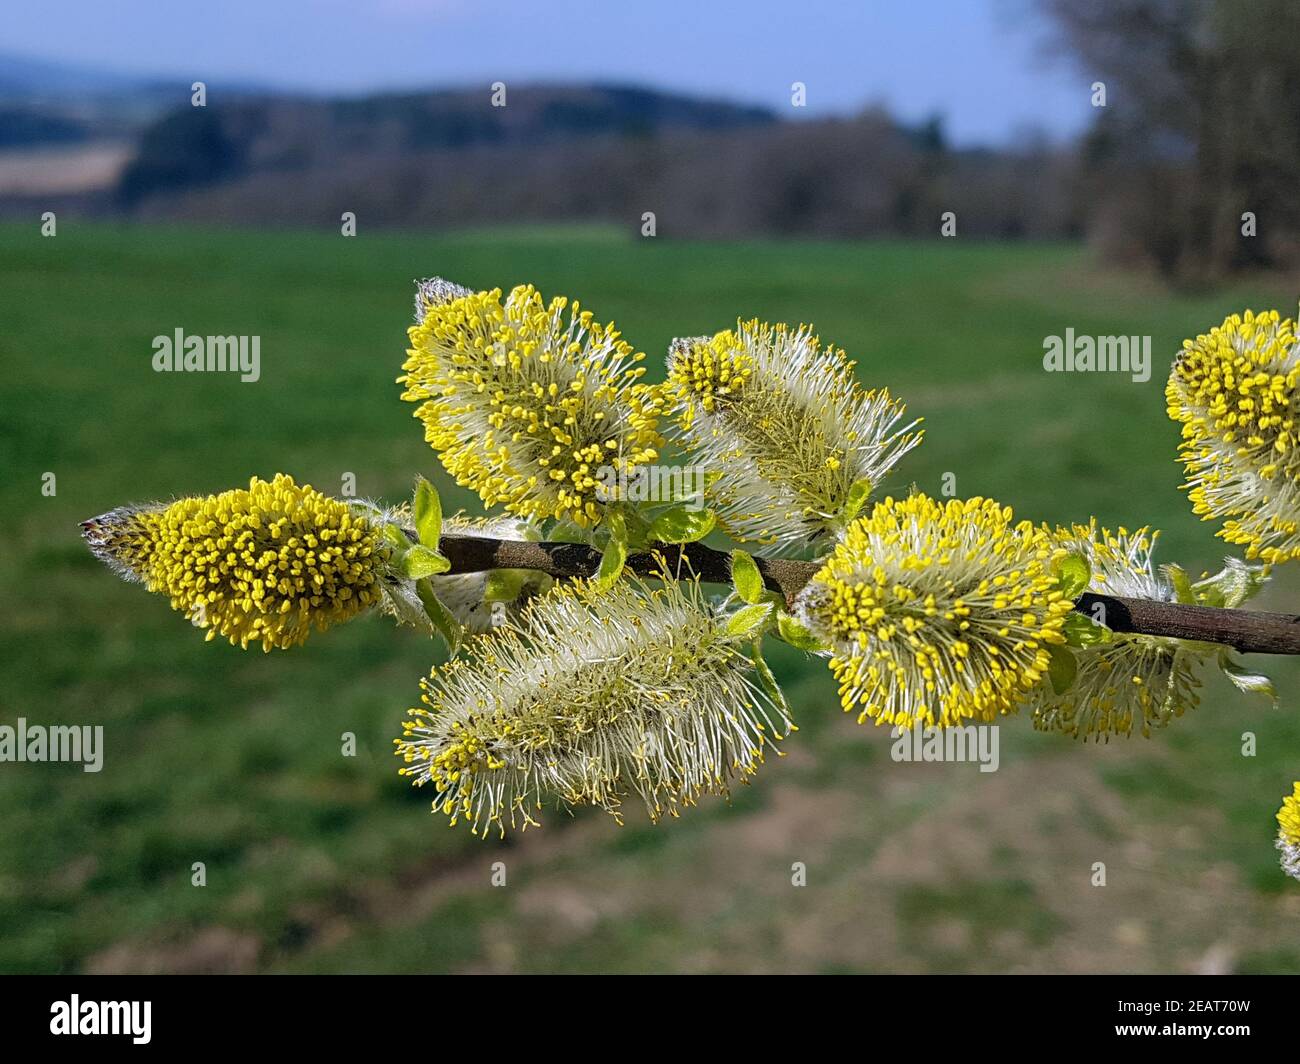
1040,0,1300,280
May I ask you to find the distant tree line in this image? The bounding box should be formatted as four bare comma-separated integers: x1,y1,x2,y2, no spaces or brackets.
100,0,1300,285
113,86,1081,243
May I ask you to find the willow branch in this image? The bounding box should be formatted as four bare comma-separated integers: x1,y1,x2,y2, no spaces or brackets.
436,534,1300,655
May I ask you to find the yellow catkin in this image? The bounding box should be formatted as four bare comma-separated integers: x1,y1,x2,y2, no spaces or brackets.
395,577,791,837
401,283,663,528
796,494,1071,728
664,321,921,550
1033,523,1206,740
83,474,383,651
1280,783,1300,847
1167,309,1300,562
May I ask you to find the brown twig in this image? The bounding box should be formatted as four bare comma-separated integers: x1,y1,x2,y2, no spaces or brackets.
437,534,1300,656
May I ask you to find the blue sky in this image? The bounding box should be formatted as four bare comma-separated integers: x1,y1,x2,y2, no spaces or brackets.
6,0,1092,146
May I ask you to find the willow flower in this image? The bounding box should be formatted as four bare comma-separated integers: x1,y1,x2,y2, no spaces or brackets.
427,514,549,632
664,320,921,552
1167,309,1300,563
401,279,663,528
793,494,1071,728
1277,782,1300,882
395,576,791,837
1032,524,1207,740
81,474,387,651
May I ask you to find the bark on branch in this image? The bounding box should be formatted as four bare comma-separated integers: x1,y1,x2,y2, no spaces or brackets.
437,534,1300,655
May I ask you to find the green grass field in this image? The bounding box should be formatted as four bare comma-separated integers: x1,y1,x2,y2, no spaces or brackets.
2,222,1298,973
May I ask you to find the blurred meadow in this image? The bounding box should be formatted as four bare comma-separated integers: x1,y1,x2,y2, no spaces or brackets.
2,221,1299,973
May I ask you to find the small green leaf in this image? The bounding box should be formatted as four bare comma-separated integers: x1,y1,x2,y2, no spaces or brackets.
615,506,652,550
595,539,626,589
777,612,828,653
647,506,716,543
1161,563,1197,605
841,478,873,523
595,511,628,590
726,602,774,638
1062,611,1113,648
483,570,528,603
547,519,590,545
413,477,443,548
731,550,765,605
1053,552,1091,600
416,578,462,654
750,642,791,719
606,507,627,543
400,544,451,579
1047,644,1078,695
383,523,410,552
1219,654,1278,706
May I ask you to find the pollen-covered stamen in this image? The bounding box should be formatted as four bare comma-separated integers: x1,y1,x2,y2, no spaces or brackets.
1031,523,1207,740
1167,309,1300,563
665,321,921,552
667,333,755,417
794,494,1071,728
81,474,385,651
394,577,792,838
401,281,664,529
1277,782,1300,882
